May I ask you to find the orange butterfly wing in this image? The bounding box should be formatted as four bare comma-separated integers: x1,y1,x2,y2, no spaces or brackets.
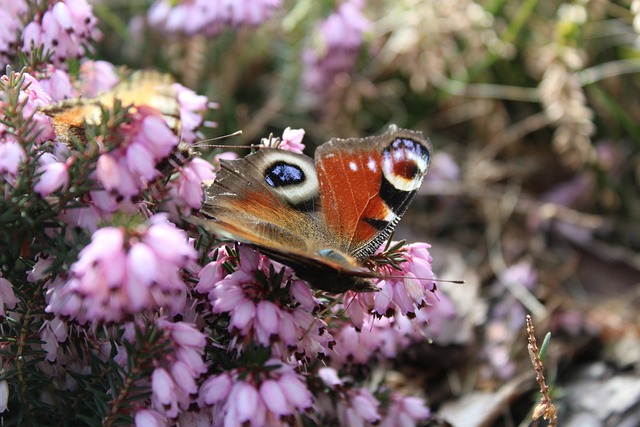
315,126,432,260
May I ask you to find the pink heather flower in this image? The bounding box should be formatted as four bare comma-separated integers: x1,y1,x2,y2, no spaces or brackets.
499,261,537,291
291,308,333,359
0,1,27,65
346,242,437,325
331,318,395,365
39,317,69,362
426,152,460,182
94,109,179,199
34,155,71,197
199,359,312,426
135,409,168,427
172,83,214,144
0,273,18,317
198,246,330,357
379,394,431,427
336,387,381,426
27,255,55,283
148,0,281,36
303,0,370,93
167,157,216,213
279,127,305,153
21,0,99,67
78,60,119,97
17,73,52,110
38,66,75,101
329,307,452,366
318,367,343,389
1,73,55,143
199,372,232,405
95,153,137,196
0,136,26,177
90,189,137,214
121,319,206,419
483,261,539,379
194,245,231,294
60,205,103,232
290,279,320,311
45,215,196,323
152,368,180,417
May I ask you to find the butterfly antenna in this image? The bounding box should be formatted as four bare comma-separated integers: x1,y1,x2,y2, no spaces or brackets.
193,130,245,149
383,276,465,284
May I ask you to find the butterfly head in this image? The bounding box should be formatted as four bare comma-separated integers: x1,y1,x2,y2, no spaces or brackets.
295,266,380,293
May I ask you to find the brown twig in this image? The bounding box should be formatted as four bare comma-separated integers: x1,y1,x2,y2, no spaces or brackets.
526,315,558,427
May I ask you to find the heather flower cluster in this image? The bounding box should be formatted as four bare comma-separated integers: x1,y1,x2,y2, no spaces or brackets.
199,359,313,426
0,273,18,318
0,72,55,188
344,243,446,324
196,245,334,360
0,2,450,425
483,261,538,379
0,0,27,66
94,107,180,205
188,238,445,425
148,0,282,36
22,0,99,67
77,60,120,97
45,215,197,323
261,126,306,153
317,367,430,426
303,0,370,93
139,319,208,420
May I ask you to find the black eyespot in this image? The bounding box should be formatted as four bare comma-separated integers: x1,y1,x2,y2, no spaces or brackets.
264,161,305,187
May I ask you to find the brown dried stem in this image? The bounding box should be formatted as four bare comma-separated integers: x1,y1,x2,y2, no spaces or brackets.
526,315,558,426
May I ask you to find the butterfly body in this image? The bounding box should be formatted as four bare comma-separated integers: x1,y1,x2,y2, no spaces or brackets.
42,71,181,144
198,126,432,293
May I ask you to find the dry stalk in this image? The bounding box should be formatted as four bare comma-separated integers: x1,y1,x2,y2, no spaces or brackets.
526,315,558,427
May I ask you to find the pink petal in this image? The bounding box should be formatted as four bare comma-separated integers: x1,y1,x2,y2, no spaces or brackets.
135,409,167,427
278,374,312,409
171,360,197,394
318,367,342,388
168,322,207,348
127,242,157,287
151,368,175,405
234,382,260,422
200,373,232,405
96,153,121,190
260,380,290,415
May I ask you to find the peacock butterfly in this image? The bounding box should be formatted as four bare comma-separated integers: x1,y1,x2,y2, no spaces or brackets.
195,125,432,293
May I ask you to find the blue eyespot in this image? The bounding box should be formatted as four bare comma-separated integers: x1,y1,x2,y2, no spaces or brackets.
264,162,305,187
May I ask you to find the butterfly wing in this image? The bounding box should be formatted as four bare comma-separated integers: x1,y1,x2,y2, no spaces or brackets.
198,148,376,279
315,126,432,260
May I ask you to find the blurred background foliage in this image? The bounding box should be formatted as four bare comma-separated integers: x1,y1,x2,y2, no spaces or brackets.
70,0,640,424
